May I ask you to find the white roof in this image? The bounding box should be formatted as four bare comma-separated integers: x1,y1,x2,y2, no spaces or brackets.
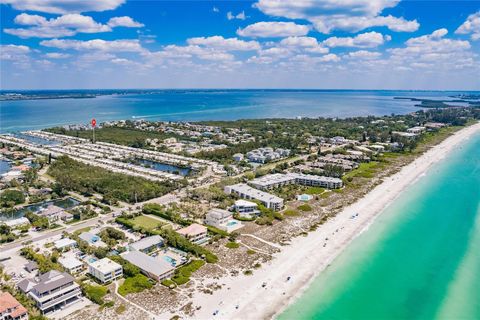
130,235,163,251
226,184,283,204
122,251,174,277
59,256,83,269
206,208,232,219
88,258,122,273
2,217,29,227
250,173,295,188
234,200,257,207
54,238,77,249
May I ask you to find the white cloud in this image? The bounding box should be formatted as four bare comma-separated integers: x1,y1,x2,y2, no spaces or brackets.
212,6,219,13
0,44,30,61
227,11,246,20
187,36,260,51
237,21,310,38
455,11,480,41
253,0,419,33
259,47,291,57
387,29,475,70
0,0,125,14
4,13,112,38
323,31,390,48
280,36,329,54
40,39,145,53
319,53,340,62
107,16,144,28
44,52,70,59
347,50,381,59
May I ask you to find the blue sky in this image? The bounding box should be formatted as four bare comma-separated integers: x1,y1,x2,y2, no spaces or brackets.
1,0,479,90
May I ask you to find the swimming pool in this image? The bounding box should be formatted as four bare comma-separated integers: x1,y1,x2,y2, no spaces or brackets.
163,256,177,266
227,221,238,227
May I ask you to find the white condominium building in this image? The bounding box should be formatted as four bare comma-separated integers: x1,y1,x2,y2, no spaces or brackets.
250,173,343,190
224,183,284,211
88,258,123,284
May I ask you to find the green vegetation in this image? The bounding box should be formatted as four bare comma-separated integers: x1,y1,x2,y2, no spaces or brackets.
344,161,381,180
25,211,49,230
246,249,256,255
130,215,164,231
298,204,312,212
115,304,126,314
82,284,108,305
171,260,205,285
283,209,299,216
48,156,179,203
225,241,240,249
45,126,185,148
161,279,177,288
0,189,25,207
99,227,126,247
20,247,62,273
142,203,189,226
0,224,16,243
109,255,140,278
118,274,153,296
305,187,325,195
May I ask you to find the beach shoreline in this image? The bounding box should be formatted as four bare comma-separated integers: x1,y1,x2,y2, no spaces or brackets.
186,121,480,320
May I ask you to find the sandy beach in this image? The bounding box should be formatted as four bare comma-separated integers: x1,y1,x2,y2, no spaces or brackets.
183,122,480,320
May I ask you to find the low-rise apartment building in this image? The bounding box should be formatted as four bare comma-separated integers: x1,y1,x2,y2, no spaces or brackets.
121,251,175,281
129,235,164,254
87,258,123,284
250,173,343,190
224,183,284,211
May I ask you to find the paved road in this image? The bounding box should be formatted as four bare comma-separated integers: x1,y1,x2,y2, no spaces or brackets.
0,211,118,253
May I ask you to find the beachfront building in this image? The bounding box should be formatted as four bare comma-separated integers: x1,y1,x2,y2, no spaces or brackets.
129,235,164,254
204,209,243,232
250,173,343,190
121,251,175,281
224,183,284,211
250,173,296,190
425,122,446,130
407,126,426,135
290,173,343,189
59,256,84,275
87,258,123,284
392,131,417,138
177,223,208,245
54,238,77,251
0,292,28,320
233,200,260,217
17,270,82,315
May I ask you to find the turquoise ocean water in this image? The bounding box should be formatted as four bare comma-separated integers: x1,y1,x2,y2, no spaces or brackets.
279,132,480,320
0,90,475,132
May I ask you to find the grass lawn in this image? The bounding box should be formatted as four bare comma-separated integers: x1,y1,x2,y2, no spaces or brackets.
131,215,163,231
305,187,325,195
